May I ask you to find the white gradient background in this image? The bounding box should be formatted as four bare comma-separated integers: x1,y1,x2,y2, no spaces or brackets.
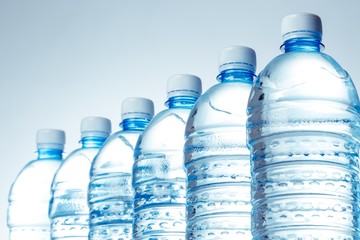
1,0,359,238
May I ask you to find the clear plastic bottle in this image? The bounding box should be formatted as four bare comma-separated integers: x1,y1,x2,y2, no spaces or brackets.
184,46,256,239
49,116,111,239
8,129,66,240
247,13,360,239
132,74,202,240
88,97,154,240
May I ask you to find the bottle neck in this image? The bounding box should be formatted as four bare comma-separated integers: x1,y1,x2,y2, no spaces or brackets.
282,37,323,53
217,69,255,84
120,118,151,131
165,96,198,109
37,148,63,160
81,136,107,148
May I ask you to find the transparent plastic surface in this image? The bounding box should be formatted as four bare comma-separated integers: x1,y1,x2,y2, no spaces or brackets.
247,44,360,239
184,77,252,239
88,124,145,240
132,104,193,240
50,139,104,240
8,150,62,240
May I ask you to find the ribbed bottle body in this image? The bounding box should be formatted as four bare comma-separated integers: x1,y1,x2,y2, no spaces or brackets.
50,147,100,239
132,108,191,240
247,50,360,239
8,154,62,240
89,131,141,239
185,82,252,239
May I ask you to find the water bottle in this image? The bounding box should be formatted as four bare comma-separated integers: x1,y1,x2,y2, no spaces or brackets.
184,46,256,239
8,129,65,240
247,13,360,239
88,97,154,240
49,116,111,239
132,74,202,240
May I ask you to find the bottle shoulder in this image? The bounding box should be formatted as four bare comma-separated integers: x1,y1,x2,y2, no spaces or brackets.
135,108,191,155
261,51,347,77
151,107,191,123
96,130,140,156
102,129,141,144
9,159,62,199
90,130,141,175
185,82,251,136
249,51,360,109
141,108,191,136
52,147,98,185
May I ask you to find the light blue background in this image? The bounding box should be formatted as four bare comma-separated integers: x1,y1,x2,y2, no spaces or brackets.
1,0,359,238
